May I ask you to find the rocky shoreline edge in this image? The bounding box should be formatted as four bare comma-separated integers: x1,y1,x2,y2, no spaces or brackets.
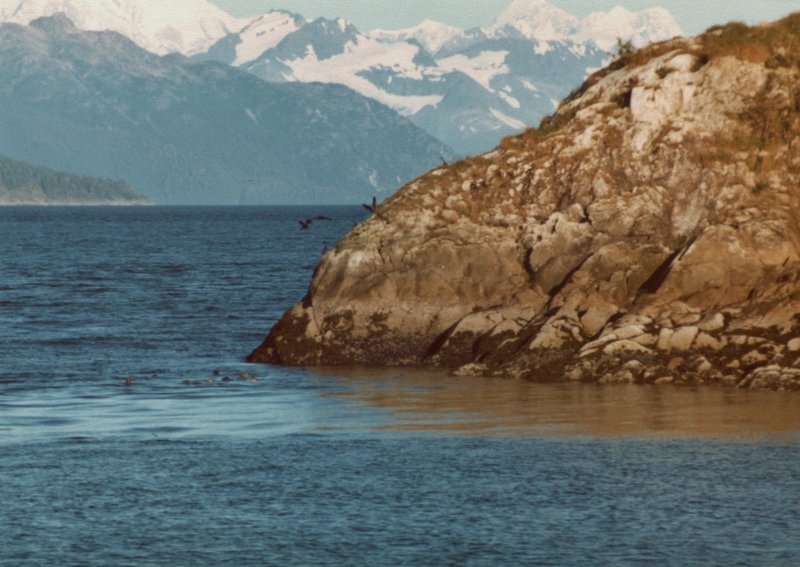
249,15,800,392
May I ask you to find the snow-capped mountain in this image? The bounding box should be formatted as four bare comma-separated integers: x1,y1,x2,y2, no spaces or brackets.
0,0,246,54
577,6,683,51
226,20,610,153
481,0,683,50
199,1,682,154
241,19,444,116
0,14,451,204
231,11,302,65
368,19,465,54
484,0,579,42
2,0,684,155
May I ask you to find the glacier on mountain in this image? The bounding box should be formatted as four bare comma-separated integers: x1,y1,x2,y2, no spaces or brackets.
199,0,683,154
0,0,246,54
1,0,684,155
368,19,465,54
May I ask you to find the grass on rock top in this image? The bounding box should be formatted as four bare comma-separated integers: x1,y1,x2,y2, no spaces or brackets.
367,11,800,233
528,12,800,143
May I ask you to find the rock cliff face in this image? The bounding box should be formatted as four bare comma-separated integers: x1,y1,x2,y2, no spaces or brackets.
250,15,800,391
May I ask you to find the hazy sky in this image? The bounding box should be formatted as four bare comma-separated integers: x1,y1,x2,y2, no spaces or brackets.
210,0,799,36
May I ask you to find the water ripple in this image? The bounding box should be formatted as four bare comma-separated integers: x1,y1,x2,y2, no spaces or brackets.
0,207,798,566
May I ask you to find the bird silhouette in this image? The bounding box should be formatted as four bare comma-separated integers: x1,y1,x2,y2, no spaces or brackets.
362,196,389,223
362,196,378,213
298,215,334,229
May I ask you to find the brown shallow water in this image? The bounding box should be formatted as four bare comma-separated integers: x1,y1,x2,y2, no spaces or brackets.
317,368,800,439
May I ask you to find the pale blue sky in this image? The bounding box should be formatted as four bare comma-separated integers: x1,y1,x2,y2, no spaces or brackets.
210,0,799,36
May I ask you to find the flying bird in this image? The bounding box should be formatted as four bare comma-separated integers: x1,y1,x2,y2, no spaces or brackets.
298,215,334,229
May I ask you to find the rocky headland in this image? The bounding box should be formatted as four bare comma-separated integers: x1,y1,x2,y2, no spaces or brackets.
250,15,800,391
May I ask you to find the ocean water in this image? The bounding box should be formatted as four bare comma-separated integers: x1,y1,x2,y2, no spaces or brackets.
1,206,799,566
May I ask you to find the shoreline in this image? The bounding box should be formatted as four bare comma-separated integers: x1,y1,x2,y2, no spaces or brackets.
0,200,152,206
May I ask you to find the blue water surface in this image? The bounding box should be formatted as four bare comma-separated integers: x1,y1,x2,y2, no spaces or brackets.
0,207,798,567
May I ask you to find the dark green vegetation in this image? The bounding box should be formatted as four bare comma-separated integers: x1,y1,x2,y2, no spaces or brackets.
0,154,147,204
0,15,451,204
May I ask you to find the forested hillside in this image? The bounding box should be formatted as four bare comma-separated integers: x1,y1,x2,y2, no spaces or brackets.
0,154,148,204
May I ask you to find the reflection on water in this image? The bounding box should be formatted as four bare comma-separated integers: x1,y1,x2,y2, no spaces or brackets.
318,368,800,439
4,369,798,443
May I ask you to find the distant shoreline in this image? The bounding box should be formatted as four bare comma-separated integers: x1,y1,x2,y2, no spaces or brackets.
0,202,371,207
0,200,152,206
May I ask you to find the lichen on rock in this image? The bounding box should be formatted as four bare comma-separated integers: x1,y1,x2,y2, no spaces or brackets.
249,14,800,391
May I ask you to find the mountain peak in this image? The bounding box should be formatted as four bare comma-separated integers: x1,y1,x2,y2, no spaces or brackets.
29,11,76,33
485,0,578,41
369,18,464,54
307,16,358,35
607,5,635,18
579,4,683,50
482,0,682,49
0,0,249,54
230,10,304,66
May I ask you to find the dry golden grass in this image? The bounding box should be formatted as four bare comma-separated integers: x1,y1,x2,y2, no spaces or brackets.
599,12,800,74
701,13,800,65
517,13,800,146
388,9,800,218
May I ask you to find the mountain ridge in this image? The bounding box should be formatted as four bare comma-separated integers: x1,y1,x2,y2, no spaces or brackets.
0,15,452,204
0,0,247,54
0,0,683,56
0,0,684,155
198,1,682,154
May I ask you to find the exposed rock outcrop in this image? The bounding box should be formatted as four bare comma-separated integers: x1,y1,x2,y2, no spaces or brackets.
250,15,800,391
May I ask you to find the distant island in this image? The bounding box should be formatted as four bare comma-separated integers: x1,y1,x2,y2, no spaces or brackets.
0,154,149,205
